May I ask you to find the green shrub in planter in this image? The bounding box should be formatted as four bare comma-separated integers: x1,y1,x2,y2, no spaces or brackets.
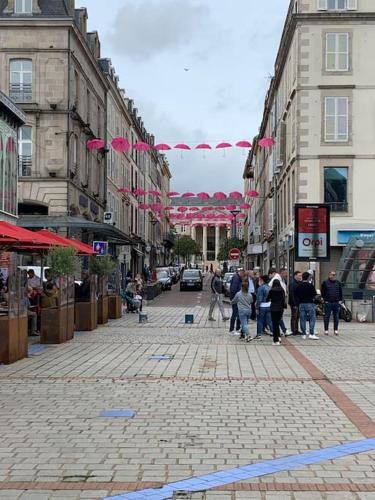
48,246,80,278
89,255,116,277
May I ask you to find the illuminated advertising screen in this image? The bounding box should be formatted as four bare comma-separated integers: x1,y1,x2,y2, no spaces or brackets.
295,204,330,262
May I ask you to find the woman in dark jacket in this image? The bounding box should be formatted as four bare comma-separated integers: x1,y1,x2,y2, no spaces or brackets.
266,279,286,346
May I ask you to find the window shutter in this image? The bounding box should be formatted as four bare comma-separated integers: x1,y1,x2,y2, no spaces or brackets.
317,0,328,10
347,0,357,10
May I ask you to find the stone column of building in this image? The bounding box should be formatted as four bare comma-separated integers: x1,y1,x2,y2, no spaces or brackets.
215,225,220,261
191,225,196,264
202,225,207,263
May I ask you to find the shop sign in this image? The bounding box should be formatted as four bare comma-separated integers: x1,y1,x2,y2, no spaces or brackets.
295,204,330,262
337,230,375,245
93,241,108,256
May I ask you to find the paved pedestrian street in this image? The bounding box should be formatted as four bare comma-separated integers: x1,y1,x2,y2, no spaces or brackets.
1,285,375,499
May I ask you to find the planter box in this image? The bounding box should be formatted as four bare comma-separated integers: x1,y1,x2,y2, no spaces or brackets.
108,295,122,319
0,314,28,364
97,295,109,325
40,306,67,344
146,282,163,301
75,300,98,331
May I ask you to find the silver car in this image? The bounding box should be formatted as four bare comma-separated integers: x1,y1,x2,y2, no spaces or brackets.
223,273,234,297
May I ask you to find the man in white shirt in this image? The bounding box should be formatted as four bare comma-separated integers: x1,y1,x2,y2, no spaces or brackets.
27,269,41,289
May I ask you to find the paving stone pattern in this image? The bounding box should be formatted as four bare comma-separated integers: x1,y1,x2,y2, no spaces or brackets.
0,285,374,499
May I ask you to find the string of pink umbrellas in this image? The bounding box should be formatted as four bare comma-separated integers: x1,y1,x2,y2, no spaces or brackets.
116,189,259,199
87,137,275,152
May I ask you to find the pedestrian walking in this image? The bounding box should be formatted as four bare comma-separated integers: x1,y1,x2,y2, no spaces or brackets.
321,271,343,336
229,268,245,334
289,270,302,335
247,270,257,320
255,275,272,339
266,279,287,346
294,271,319,340
231,281,255,342
268,267,292,336
208,269,229,322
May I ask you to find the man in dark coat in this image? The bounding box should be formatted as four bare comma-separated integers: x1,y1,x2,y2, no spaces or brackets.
289,270,302,335
229,268,245,334
321,271,343,336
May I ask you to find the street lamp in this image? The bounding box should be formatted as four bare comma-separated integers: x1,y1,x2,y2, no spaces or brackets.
230,209,240,240
149,214,158,268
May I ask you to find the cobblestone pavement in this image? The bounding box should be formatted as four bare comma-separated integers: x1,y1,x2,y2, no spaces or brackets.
0,282,375,499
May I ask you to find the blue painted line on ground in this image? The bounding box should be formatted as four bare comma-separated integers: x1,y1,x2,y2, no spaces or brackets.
148,355,173,361
103,438,375,500
100,410,136,418
28,344,48,356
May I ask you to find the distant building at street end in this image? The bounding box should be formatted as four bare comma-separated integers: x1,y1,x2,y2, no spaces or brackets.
243,0,375,285
0,91,25,222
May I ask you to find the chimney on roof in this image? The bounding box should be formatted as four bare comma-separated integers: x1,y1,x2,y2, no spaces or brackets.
65,0,75,15
86,31,101,59
75,8,88,35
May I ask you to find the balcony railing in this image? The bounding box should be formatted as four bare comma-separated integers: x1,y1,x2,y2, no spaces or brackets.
9,83,32,102
18,155,32,176
326,202,348,212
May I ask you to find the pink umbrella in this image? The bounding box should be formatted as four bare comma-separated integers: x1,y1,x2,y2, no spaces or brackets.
197,192,210,200
226,204,237,211
216,205,226,210
154,143,171,151
87,138,105,150
258,137,276,148
133,141,151,151
240,203,251,210
174,143,191,150
202,206,212,211
229,191,242,199
133,188,146,196
150,203,162,211
181,192,195,198
216,142,232,149
236,140,252,148
117,187,131,194
164,206,174,211
196,143,212,150
246,190,260,197
189,207,200,212
148,190,161,197
177,206,188,213
213,192,227,200
167,191,180,197
111,137,130,153
237,213,246,219
138,203,149,210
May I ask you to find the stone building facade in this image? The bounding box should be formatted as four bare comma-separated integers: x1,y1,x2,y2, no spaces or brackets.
244,0,375,283
0,0,107,224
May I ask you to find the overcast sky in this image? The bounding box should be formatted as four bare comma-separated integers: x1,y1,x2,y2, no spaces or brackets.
86,0,290,193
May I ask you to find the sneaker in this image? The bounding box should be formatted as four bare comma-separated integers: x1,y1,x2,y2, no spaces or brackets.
208,317,215,321
272,341,281,346
228,331,235,335
334,331,339,336
302,335,306,340
233,331,241,336
222,317,230,321
284,330,293,337
246,336,254,342
254,335,263,341
324,331,329,336
309,334,320,340
235,329,242,334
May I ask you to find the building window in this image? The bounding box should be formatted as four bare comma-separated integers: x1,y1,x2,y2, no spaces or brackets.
9,59,32,102
324,167,348,212
18,126,32,176
15,0,32,14
324,97,348,142
0,124,18,216
319,0,356,10
326,33,349,71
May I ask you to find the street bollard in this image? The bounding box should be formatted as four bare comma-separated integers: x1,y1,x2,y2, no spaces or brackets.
185,314,194,324
139,313,148,324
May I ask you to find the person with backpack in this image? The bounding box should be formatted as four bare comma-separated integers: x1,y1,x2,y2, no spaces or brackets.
208,269,229,322
266,279,287,346
229,268,245,334
256,275,272,339
231,281,255,342
321,271,343,336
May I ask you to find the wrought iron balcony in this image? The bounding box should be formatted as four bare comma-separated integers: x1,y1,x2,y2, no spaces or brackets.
18,155,32,177
9,83,32,102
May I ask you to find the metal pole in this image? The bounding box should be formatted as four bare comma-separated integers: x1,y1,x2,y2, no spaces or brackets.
274,174,279,269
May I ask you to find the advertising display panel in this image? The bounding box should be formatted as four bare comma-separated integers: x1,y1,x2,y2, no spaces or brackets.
295,204,330,262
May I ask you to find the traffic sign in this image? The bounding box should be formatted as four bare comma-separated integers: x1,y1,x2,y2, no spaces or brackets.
93,241,108,256
229,248,241,260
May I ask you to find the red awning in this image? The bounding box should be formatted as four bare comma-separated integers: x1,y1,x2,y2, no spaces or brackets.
37,230,96,255
0,221,61,247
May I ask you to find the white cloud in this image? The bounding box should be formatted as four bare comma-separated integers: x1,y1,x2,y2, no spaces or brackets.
109,0,210,62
